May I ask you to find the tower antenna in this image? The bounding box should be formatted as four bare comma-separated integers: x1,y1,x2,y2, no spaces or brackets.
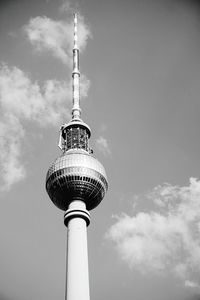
72,13,81,120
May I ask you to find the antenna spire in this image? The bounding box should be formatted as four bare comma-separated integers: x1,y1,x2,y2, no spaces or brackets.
72,13,81,120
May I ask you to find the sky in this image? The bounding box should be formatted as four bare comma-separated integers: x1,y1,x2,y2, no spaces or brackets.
1,0,200,300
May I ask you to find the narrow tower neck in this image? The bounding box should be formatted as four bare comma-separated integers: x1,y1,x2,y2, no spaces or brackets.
72,13,81,120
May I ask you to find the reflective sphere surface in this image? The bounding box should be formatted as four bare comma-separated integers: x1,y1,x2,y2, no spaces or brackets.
46,150,108,211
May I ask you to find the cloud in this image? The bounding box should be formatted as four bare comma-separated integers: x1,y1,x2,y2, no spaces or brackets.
0,64,89,190
95,136,111,157
0,64,71,125
24,14,91,65
106,178,200,288
185,281,200,289
59,1,74,14
0,115,25,191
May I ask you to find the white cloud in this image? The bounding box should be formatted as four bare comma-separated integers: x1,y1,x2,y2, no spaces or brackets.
95,136,111,157
185,280,200,289
59,1,74,14
80,74,90,99
106,178,200,288
0,64,71,125
0,114,25,191
24,15,91,65
0,64,90,190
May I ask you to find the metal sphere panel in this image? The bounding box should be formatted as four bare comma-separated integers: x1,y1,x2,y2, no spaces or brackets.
46,150,108,211
47,150,107,178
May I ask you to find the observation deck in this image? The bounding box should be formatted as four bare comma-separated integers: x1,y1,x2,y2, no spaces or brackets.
46,148,108,211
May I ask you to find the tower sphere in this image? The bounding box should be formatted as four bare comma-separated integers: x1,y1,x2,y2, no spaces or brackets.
46,149,108,211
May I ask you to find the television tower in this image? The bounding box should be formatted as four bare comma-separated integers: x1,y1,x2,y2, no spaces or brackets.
45,13,108,300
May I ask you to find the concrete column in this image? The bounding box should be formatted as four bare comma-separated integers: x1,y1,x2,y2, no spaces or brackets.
64,201,90,300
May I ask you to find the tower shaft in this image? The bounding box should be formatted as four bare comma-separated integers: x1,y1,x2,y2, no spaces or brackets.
65,201,90,300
